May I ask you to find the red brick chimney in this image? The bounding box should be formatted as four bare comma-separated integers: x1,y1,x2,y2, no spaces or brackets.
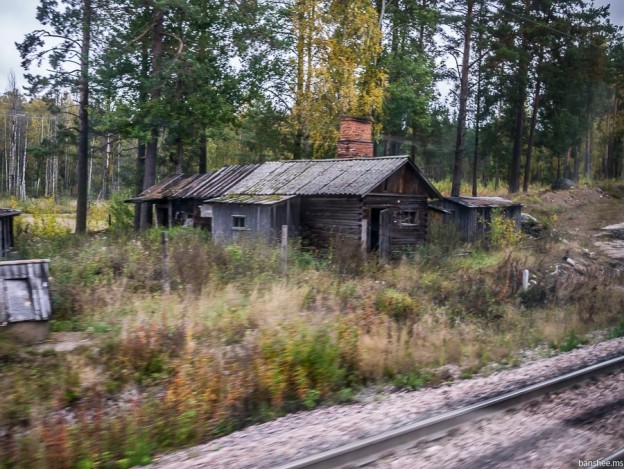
337,116,374,158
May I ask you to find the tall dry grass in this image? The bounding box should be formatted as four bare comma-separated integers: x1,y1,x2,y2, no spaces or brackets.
3,222,624,467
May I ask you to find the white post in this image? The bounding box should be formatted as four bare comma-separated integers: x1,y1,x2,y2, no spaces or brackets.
522,269,529,292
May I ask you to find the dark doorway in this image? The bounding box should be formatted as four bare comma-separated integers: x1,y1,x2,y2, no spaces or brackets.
370,208,382,250
155,206,169,227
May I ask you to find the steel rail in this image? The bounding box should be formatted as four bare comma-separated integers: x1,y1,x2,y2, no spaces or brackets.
278,355,624,469
603,448,624,463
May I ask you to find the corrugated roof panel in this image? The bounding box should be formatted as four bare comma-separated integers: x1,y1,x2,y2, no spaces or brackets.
238,162,302,195
129,174,187,201
282,162,328,192
209,194,296,205
130,156,443,202
226,163,278,195
226,157,412,197
127,165,260,202
193,165,260,198
450,197,520,208
322,159,405,194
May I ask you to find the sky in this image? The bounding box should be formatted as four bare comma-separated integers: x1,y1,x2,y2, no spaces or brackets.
0,0,623,94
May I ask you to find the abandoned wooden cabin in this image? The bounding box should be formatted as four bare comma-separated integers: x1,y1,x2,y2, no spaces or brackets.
129,117,443,257
430,197,522,243
205,157,442,257
0,259,52,344
0,209,20,258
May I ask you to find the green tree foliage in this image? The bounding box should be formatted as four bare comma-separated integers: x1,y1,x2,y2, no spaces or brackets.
380,0,438,158
7,0,624,219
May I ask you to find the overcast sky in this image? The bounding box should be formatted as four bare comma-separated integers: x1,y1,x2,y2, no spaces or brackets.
1,0,623,93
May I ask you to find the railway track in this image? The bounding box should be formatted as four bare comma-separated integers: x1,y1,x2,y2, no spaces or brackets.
278,355,624,469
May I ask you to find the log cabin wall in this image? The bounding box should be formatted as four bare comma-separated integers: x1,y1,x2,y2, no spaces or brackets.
363,195,428,255
369,165,431,195
300,197,363,249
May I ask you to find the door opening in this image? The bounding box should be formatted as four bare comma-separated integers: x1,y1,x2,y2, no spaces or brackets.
370,208,382,250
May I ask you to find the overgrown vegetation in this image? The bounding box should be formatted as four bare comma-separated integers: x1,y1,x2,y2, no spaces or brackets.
2,195,624,468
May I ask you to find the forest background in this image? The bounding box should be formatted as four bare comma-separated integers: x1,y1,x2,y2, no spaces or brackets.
1,0,624,231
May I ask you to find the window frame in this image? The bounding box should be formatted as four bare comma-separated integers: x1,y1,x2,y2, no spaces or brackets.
399,210,419,228
231,215,248,230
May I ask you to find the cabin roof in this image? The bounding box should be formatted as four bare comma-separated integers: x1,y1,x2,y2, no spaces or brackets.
0,209,21,217
208,194,296,205
127,165,260,202
226,156,442,198
128,156,442,203
443,196,521,208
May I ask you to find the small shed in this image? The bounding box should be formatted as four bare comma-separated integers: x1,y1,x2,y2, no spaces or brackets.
0,259,52,344
0,209,20,257
126,165,259,228
430,197,522,243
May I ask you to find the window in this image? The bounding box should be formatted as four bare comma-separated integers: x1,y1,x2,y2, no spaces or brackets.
400,210,418,227
232,215,247,229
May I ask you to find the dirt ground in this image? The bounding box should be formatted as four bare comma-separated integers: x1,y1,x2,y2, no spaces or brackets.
522,184,624,266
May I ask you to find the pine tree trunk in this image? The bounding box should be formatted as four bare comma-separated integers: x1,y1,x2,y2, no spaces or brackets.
451,0,473,198
75,0,92,234
508,2,531,194
523,77,541,192
134,142,146,231
140,8,164,229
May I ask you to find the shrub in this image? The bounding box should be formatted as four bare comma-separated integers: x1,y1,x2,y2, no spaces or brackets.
108,193,135,233
490,211,523,248
375,288,419,323
255,325,350,409
607,319,624,339
549,330,588,352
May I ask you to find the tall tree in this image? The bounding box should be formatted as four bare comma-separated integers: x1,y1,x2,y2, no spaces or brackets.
17,0,99,233
444,0,475,197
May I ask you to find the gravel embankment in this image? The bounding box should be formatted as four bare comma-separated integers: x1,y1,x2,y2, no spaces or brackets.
375,370,624,468
146,337,624,469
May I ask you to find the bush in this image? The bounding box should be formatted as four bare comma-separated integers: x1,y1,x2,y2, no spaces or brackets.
255,324,351,409
375,288,419,323
108,193,135,233
490,211,523,248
